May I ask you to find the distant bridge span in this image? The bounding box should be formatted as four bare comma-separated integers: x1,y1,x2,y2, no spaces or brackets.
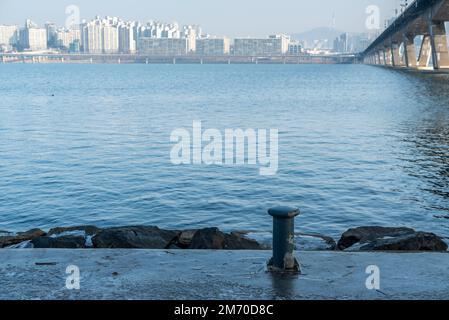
362,0,449,70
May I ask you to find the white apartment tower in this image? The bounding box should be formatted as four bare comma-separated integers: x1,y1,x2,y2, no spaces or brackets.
196,38,230,55
118,23,136,53
0,25,18,50
19,19,47,51
102,24,119,53
83,20,103,53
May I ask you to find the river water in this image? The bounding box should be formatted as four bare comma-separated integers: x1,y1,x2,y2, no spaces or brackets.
1,63,448,239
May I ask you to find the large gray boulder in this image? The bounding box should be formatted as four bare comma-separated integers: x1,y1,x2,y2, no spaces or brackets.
189,228,263,250
92,226,179,249
0,229,46,248
337,226,415,250
358,232,448,251
31,236,86,249
337,226,447,252
176,230,198,248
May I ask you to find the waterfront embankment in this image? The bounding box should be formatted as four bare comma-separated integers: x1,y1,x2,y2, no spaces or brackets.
0,53,357,64
1,249,449,299
1,225,447,252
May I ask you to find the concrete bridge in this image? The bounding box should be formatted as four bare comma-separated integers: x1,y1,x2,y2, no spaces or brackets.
362,0,449,70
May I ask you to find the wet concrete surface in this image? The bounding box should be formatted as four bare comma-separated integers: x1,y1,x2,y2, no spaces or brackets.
0,249,448,300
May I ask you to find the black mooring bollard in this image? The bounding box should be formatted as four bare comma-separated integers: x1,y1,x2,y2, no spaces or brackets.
267,206,300,273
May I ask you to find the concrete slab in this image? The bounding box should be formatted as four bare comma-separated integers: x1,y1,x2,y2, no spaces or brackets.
0,249,448,300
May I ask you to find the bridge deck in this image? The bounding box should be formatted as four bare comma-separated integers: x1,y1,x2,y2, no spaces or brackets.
364,0,449,54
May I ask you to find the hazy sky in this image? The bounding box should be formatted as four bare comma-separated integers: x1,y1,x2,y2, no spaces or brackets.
0,0,400,36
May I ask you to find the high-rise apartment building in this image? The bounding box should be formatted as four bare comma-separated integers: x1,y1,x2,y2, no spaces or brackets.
0,25,18,51
233,35,289,56
45,22,57,47
19,20,47,51
82,19,103,53
182,25,198,52
138,38,189,55
118,23,136,53
81,17,137,53
102,24,119,53
333,33,349,53
288,40,303,55
56,28,81,49
196,38,230,55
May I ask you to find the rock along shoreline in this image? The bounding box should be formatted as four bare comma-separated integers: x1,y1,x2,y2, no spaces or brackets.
0,225,447,252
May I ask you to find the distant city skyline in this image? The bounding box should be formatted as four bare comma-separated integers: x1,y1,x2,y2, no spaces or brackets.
0,0,400,37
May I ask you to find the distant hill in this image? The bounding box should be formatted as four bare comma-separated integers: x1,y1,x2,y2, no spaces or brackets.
291,27,345,49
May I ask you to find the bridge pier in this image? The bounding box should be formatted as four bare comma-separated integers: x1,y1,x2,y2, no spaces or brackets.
385,46,392,66
376,52,382,65
391,42,403,67
428,21,449,69
389,43,395,66
376,51,381,65
380,50,386,65
381,48,387,66
396,43,406,67
403,34,417,68
418,35,432,68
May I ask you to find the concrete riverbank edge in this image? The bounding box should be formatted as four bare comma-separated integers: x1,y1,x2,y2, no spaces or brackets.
1,249,448,300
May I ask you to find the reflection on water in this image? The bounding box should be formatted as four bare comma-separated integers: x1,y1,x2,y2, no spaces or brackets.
398,71,449,216
269,273,298,300
409,124,449,201
0,64,448,239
